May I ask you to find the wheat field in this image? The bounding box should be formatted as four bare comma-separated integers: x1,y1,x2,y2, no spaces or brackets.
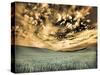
12,45,97,73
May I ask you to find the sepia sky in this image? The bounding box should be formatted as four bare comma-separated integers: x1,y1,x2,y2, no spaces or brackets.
11,2,97,51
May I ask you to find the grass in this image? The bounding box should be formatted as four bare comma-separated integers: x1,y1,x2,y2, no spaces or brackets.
13,45,97,73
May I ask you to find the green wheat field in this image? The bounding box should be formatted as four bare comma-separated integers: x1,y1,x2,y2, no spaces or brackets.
12,45,97,73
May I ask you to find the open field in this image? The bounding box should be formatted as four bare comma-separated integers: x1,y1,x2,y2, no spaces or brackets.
12,45,97,73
